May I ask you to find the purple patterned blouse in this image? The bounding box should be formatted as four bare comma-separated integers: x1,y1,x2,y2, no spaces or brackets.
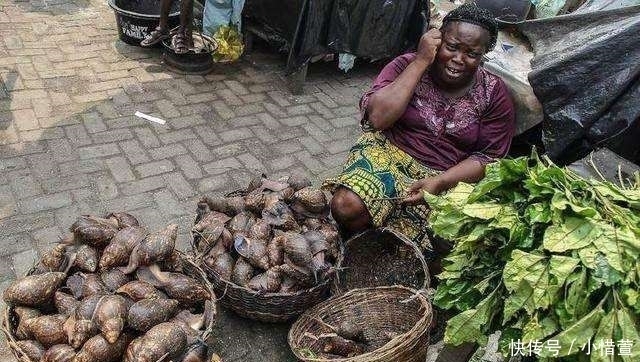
361,53,516,171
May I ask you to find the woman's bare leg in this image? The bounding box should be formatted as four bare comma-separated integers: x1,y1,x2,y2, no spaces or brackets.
330,187,372,236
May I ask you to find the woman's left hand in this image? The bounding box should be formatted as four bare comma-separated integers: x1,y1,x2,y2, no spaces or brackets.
402,176,447,205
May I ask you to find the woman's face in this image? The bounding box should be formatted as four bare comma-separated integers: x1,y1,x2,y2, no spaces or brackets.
432,21,490,90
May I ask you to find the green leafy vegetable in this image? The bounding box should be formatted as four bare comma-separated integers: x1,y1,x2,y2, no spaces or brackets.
428,154,640,362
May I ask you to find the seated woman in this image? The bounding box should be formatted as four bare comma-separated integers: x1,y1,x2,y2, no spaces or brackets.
324,4,515,254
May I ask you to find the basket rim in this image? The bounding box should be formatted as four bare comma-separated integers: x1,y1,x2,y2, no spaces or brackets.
200,258,331,298
2,250,217,362
333,227,430,294
287,285,433,362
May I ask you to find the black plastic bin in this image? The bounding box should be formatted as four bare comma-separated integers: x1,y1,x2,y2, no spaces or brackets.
108,0,182,46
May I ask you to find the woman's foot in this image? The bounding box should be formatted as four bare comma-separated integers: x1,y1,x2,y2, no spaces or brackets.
140,27,170,47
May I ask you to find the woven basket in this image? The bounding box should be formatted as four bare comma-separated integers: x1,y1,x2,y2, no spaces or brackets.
289,286,432,362
194,192,334,323
332,228,429,295
1,251,217,362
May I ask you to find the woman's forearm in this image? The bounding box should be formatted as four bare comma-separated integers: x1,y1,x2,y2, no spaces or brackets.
436,158,486,193
366,59,430,130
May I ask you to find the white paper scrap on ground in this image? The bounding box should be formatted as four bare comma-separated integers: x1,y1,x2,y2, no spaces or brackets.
135,111,166,125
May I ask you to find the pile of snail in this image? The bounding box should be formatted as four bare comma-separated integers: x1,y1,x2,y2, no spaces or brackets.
198,174,341,293
2,213,216,362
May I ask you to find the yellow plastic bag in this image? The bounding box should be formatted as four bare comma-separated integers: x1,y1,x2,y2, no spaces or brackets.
212,25,244,62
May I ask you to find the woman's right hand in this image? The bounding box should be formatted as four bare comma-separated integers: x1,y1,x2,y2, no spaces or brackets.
415,29,442,66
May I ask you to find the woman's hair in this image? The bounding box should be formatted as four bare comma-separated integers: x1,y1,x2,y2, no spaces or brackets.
442,3,498,52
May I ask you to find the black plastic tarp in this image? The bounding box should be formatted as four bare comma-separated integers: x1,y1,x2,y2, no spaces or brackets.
518,5,640,165
242,0,428,71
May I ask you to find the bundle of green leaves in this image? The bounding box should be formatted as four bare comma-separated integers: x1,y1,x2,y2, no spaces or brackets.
428,153,640,361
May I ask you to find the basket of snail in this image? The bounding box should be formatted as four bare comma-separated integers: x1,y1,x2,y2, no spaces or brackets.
288,285,433,362
195,174,342,323
2,212,217,362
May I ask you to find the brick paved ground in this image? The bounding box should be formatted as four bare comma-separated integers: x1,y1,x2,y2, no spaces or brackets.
0,0,380,359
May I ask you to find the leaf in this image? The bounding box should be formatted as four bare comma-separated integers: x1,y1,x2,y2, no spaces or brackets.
550,192,599,217
616,308,640,361
427,210,471,240
548,255,580,298
539,305,605,357
543,217,602,252
590,309,618,362
444,287,500,346
501,253,577,323
594,224,635,273
525,203,552,224
468,157,528,202
592,253,624,286
522,313,559,342
462,203,503,220
502,250,546,292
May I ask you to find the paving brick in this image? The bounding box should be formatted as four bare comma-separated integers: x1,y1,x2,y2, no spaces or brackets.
135,159,174,178
216,89,243,106
0,212,56,237
105,156,136,182
286,104,313,116
279,116,308,127
9,174,42,199
330,116,358,128
48,138,77,162
193,125,221,146
299,136,325,155
237,153,265,172
0,157,27,172
153,189,186,217
12,108,39,131
219,128,253,143
267,91,291,107
131,206,167,232
155,99,180,118
224,80,249,95
12,249,39,278
275,140,304,154
197,174,232,193
234,103,264,117
41,174,91,193
0,185,18,218
64,124,92,146
119,139,150,165
120,176,165,195
59,159,104,175
82,112,108,133
158,129,197,144
78,143,120,159
203,157,242,175
134,127,161,148
269,155,297,171
314,92,340,108
20,127,65,142
0,233,33,257
211,100,235,120
20,192,73,213
31,226,65,253
91,128,133,143
174,154,203,179
149,144,188,160
163,172,195,199
213,141,246,158
27,152,56,179
104,193,154,212
184,138,214,162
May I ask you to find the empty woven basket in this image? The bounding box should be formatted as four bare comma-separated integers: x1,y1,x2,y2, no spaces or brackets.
288,285,432,362
332,228,429,295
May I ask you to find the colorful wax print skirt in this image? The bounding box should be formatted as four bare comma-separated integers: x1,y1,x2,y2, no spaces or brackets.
323,131,441,253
